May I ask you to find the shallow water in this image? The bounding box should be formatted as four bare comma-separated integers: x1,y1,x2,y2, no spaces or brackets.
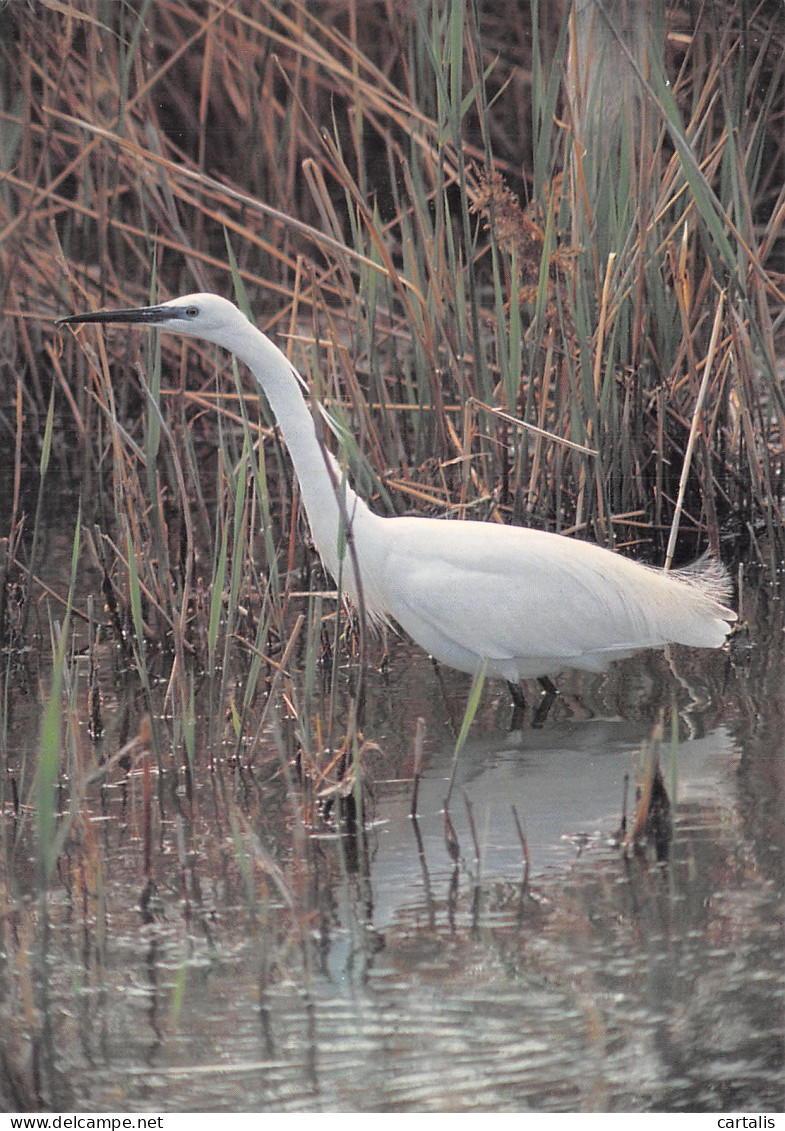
1,525,783,1112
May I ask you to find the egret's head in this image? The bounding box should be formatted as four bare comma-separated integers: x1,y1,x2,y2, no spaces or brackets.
58,293,246,347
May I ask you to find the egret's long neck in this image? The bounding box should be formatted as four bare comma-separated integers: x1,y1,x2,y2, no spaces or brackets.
228,320,384,609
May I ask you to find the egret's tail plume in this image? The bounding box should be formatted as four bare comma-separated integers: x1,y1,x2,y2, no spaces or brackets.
673,554,735,609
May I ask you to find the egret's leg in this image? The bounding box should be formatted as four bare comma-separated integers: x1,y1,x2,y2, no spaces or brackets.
507,681,527,730
537,675,558,696
531,677,558,728
508,676,559,729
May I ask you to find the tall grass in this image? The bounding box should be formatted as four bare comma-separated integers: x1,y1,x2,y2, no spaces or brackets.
0,8,781,1104
1,1,778,550
0,0,782,874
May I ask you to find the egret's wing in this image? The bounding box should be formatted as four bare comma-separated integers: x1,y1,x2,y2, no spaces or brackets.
380,522,643,664
378,518,732,669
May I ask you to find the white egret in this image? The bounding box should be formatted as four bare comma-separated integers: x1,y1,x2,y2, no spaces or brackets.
59,294,736,713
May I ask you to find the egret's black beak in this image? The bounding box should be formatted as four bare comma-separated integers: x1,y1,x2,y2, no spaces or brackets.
57,304,174,328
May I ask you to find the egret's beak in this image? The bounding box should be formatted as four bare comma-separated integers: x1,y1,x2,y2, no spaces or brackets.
57,304,175,327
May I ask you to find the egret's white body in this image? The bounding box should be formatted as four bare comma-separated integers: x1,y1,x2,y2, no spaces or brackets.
60,293,736,689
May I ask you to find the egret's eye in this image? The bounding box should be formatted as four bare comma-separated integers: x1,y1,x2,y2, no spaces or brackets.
185,306,199,318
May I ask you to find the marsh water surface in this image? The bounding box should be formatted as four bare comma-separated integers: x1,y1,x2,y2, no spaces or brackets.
1,512,783,1113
